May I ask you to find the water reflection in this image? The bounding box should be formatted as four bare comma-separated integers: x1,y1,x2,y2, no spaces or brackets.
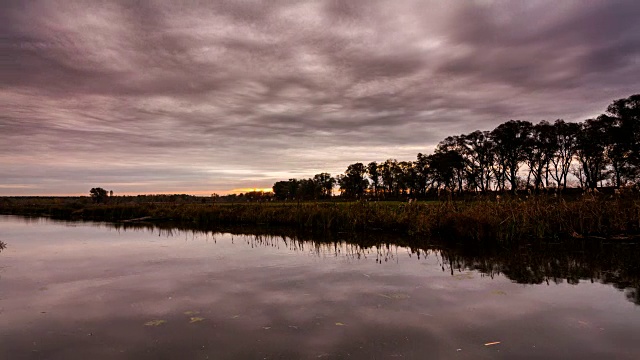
2,215,640,359
3,217,639,307
103,220,640,307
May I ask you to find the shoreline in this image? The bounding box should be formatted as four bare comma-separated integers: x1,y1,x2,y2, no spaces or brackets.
2,194,639,243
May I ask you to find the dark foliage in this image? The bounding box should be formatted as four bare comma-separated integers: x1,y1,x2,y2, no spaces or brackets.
274,94,640,199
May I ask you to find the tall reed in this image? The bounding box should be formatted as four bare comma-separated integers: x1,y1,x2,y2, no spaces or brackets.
1,194,639,243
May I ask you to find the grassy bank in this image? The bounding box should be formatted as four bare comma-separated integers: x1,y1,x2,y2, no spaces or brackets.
1,194,639,243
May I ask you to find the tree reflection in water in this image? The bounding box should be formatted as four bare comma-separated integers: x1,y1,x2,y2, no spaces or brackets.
437,241,640,306
100,221,640,306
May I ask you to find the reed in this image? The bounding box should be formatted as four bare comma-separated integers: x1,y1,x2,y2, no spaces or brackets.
1,194,639,243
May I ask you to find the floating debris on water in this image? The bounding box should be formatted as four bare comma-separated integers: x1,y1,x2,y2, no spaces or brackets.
144,319,166,326
377,293,410,300
453,272,474,280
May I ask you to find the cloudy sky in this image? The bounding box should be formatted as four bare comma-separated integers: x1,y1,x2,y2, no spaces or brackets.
1,0,639,195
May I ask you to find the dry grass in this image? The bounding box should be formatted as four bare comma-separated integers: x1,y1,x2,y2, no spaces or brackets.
2,194,639,243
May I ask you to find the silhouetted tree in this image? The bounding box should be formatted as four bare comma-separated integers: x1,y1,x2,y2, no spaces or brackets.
600,95,640,186
436,136,467,192
366,161,381,195
90,187,108,203
297,178,321,200
525,121,557,190
414,153,431,195
549,120,580,189
491,120,533,192
600,115,632,187
428,150,464,191
380,159,398,195
338,163,368,198
268,93,640,195
461,131,494,192
272,179,301,200
606,94,640,171
394,161,412,195
576,118,609,189
313,173,335,198
272,181,288,200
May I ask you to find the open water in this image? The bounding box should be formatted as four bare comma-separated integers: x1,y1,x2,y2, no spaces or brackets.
1,215,639,359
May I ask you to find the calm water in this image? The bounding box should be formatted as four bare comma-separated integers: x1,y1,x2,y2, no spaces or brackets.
1,215,639,359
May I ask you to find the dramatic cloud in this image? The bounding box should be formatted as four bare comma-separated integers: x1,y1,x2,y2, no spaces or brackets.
1,0,639,195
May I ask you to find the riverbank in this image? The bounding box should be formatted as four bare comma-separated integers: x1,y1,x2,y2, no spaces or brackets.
1,194,639,243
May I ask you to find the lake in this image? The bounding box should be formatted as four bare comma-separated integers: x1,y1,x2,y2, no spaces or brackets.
1,215,639,359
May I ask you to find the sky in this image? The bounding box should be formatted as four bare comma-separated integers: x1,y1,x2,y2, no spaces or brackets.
1,0,639,196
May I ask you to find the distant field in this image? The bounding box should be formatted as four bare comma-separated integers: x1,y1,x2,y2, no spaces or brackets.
0,196,439,207
211,200,439,206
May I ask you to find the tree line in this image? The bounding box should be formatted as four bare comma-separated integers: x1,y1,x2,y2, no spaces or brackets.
273,94,639,200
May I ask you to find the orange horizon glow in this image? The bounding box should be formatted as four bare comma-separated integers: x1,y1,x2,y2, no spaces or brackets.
1,188,274,197
228,188,273,194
